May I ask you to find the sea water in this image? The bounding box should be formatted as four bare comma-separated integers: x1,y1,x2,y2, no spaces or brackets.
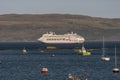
0,42,120,80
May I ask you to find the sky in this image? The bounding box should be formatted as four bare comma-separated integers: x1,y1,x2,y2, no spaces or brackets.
0,0,120,18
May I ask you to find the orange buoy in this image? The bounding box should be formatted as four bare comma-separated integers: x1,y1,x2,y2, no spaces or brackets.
41,68,48,73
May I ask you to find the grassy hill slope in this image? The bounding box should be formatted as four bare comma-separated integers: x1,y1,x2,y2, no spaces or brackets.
0,14,120,41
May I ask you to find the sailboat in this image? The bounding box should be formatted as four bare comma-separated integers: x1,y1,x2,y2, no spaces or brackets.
113,46,119,73
101,36,110,61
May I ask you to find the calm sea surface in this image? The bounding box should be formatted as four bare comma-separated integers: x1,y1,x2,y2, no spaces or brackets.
0,41,120,80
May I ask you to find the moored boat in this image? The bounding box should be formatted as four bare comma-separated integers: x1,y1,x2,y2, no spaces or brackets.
101,36,110,61
113,46,119,73
75,45,91,56
22,47,27,54
67,74,80,80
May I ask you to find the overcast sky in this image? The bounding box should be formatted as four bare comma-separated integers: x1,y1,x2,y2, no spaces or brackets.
0,0,120,18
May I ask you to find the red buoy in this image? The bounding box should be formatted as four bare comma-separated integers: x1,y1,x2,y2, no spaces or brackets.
41,68,48,73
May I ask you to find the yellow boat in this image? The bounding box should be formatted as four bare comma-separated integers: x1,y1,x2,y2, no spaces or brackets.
76,45,91,56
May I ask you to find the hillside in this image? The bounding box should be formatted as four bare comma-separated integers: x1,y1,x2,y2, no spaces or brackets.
0,14,120,41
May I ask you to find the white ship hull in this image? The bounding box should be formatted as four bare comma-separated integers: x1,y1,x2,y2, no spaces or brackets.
38,32,85,44
39,40,84,44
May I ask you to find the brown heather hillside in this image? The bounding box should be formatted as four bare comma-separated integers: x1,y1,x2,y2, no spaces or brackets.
0,14,120,42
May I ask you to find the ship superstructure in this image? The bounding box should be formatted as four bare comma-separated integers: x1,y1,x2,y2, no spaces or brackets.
38,32,85,44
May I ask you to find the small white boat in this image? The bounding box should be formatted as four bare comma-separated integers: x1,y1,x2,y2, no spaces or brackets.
51,54,55,57
101,36,110,61
67,74,80,80
101,56,110,61
113,68,119,73
22,47,27,54
113,46,119,73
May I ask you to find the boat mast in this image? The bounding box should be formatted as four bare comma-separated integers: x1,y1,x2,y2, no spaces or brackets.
114,46,117,68
102,36,105,56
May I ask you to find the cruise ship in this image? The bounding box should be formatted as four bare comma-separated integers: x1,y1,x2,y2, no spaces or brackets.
38,32,85,44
